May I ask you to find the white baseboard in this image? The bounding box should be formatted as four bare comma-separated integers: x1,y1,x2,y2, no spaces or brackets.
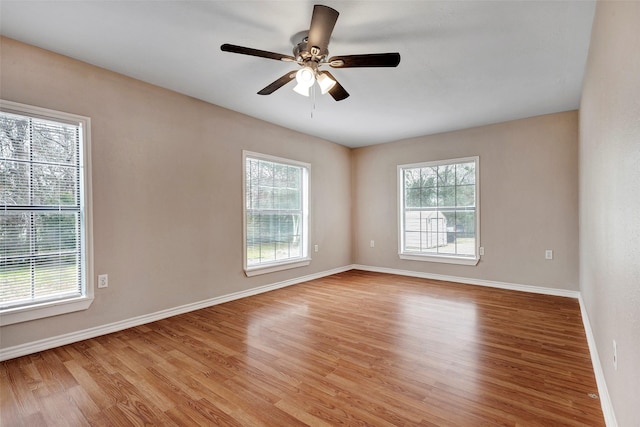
351,264,581,298
0,265,352,362
578,295,618,427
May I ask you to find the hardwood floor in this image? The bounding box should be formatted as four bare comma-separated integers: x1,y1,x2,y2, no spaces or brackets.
1,270,604,426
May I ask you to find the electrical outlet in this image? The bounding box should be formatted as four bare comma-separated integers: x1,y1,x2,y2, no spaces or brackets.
479,247,485,256
370,240,375,248
613,340,618,371
314,244,319,253
545,250,553,260
97,274,108,288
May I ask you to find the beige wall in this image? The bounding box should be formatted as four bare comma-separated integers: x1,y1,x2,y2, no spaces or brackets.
580,1,640,425
0,37,353,348
352,112,580,290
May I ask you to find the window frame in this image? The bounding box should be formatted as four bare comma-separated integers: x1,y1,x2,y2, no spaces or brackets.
398,156,480,266
0,100,94,326
242,150,310,277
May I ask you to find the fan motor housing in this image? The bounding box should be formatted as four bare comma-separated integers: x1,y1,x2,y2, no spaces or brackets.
294,37,327,63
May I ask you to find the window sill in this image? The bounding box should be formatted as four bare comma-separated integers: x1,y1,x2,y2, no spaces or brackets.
0,296,94,326
399,253,480,266
245,258,311,277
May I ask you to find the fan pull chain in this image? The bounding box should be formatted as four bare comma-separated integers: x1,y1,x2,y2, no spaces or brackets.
311,84,316,119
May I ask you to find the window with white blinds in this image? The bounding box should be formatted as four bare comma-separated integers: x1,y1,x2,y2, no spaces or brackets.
243,151,310,276
1,100,93,325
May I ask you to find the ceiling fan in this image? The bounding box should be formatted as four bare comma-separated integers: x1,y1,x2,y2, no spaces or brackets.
221,4,401,101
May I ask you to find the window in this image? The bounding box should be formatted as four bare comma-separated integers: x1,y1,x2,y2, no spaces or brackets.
243,151,310,276
1,100,93,326
398,157,479,265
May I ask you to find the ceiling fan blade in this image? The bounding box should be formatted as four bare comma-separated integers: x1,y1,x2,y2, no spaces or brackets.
320,71,349,101
329,53,401,68
221,43,295,62
307,5,339,57
257,72,297,95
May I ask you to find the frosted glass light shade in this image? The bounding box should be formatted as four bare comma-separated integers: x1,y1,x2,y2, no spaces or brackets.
293,83,311,96
293,67,315,96
317,73,336,94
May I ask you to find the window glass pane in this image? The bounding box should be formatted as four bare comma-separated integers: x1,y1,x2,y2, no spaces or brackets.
259,160,273,184
275,187,300,210
34,254,80,298
249,245,262,264
421,187,437,207
0,113,29,160
257,185,273,210
456,237,476,256
423,212,446,248
456,211,476,235
0,258,32,305
456,184,475,207
256,242,276,263
405,188,421,208
438,234,456,254
34,212,79,255
0,160,29,205
405,169,437,208
32,164,78,206
456,162,475,185
437,185,456,207
404,231,420,252
246,210,263,267
0,212,31,257
290,188,301,209
404,168,419,188
404,211,421,232
31,119,77,165
273,163,287,187
437,164,456,186
275,241,289,260
245,159,257,210
421,167,437,188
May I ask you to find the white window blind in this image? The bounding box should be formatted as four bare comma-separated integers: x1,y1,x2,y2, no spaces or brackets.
399,157,480,265
243,151,309,275
1,106,87,312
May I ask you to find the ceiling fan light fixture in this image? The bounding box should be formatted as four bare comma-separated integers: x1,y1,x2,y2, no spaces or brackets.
317,73,336,94
221,5,399,102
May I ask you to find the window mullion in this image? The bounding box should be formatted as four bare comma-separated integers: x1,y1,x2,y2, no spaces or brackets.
435,177,440,254
454,166,458,255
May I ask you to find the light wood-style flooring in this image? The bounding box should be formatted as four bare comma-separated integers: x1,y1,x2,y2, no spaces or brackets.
1,270,605,426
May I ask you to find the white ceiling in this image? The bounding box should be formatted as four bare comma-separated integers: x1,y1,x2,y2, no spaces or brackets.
0,1,595,148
